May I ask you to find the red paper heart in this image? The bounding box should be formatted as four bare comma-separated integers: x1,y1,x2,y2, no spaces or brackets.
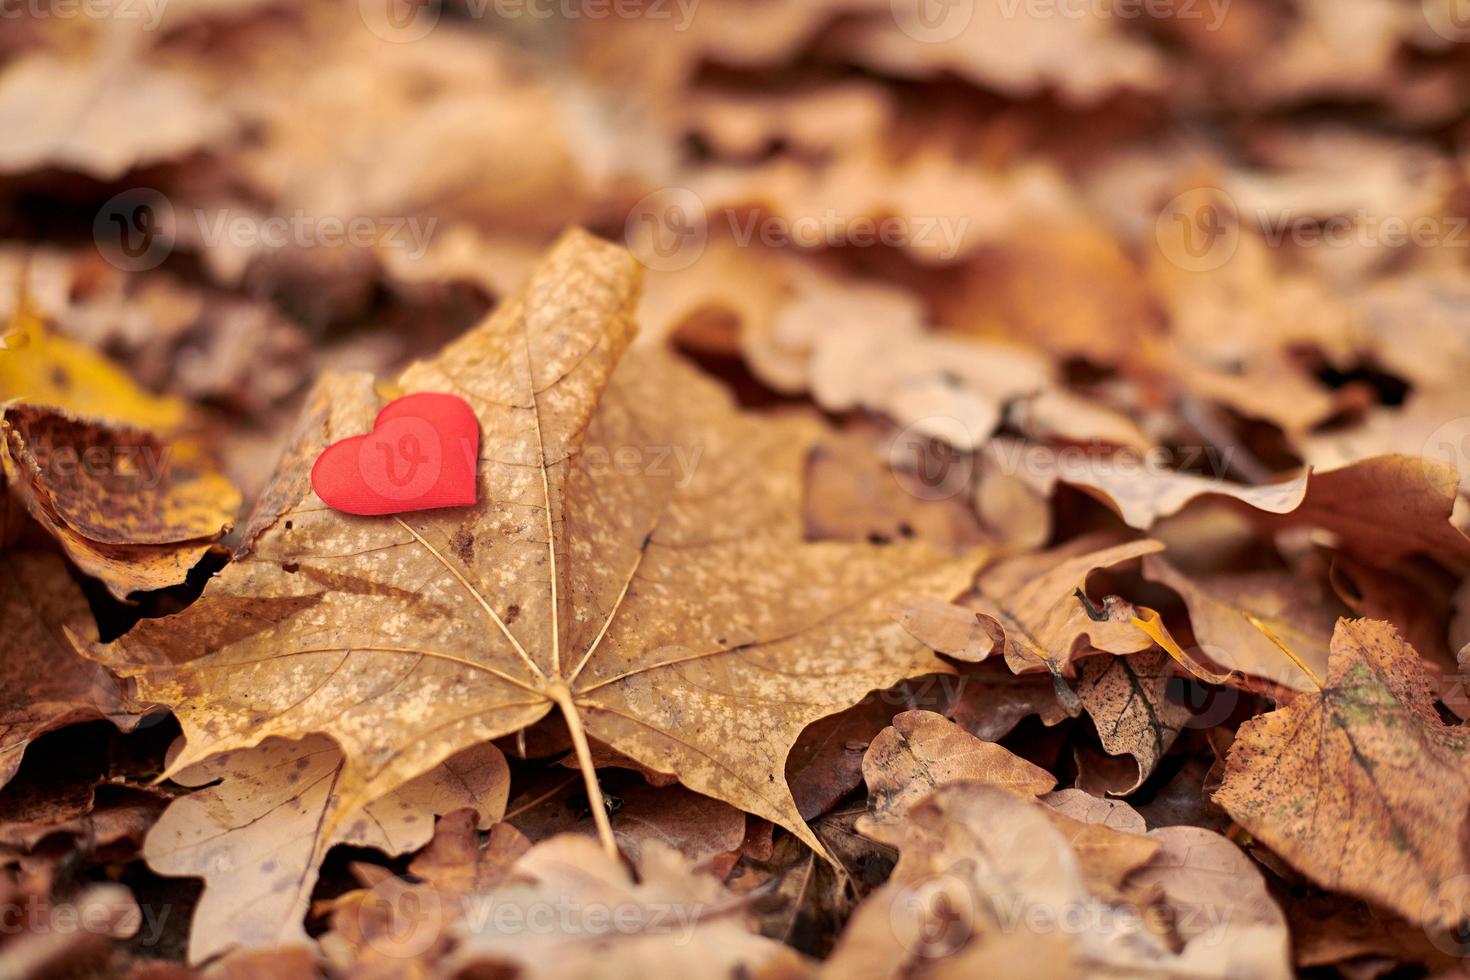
310,392,479,516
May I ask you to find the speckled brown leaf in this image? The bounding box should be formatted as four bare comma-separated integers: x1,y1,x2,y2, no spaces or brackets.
1,404,239,598
862,710,1055,822
1075,651,1191,796
1213,618,1470,929
101,231,980,854
143,734,508,963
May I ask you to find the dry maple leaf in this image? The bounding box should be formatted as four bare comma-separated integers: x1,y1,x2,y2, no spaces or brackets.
1213,618,1470,930
1,403,239,598
0,550,132,790
144,734,508,963
101,230,981,857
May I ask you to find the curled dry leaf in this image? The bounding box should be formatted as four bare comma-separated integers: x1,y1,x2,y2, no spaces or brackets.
322,866,457,976
445,834,812,979
969,534,1164,676
892,596,995,663
1124,826,1293,979
319,814,530,974
1,403,239,598
1060,459,1308,532
1142,554,1344,691
0,551,130,790
1075,650,1191,796
784,672,985,821
1040,788,1147,835
100,231,982,857
861,710,1055,823
143,734,509,963
1213,618,1470,930
1275,455,1470,564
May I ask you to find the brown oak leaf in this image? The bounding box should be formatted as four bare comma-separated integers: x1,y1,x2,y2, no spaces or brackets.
861,710,1055,822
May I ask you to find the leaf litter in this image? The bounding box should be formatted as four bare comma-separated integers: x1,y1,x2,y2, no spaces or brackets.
2,3,1470,976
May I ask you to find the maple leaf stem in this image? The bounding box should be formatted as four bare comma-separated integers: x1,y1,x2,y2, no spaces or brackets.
1131,606,1243,687
1242,612,1326,690
545,681,619,860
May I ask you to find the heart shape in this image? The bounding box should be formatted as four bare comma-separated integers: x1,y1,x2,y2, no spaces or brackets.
310,392,479,516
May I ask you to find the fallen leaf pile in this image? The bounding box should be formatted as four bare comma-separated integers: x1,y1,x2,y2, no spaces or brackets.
2,2,1470,977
